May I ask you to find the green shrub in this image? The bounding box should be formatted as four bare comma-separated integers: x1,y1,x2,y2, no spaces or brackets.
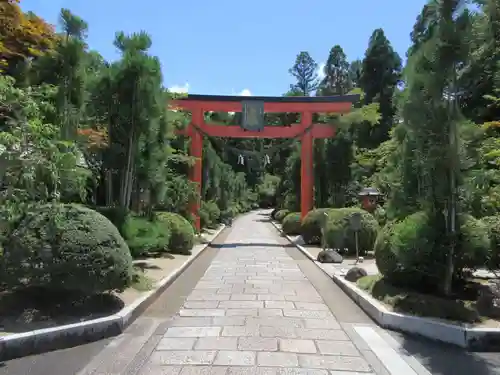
300,208,331,245
3,204,133,294
373,206,387,226
284,194,298,212
199,201,220,229
275,209,290,223
387,211,440,289
457,215,490,274
198,207,211,230
323,208,379,256
374,222,401,281
94,206,129,234
221,206,238,221
482,215,500,271
121,216,171,258
282,212,301,235
375,211,491,291
156,212,195,254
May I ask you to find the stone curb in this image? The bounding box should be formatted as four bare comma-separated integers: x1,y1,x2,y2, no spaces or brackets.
0,224,227,362
270,220,500,351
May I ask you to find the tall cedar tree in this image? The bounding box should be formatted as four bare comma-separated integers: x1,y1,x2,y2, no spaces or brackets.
359,29,402,148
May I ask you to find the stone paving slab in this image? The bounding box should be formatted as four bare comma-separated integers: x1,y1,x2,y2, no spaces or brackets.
137,217,376,375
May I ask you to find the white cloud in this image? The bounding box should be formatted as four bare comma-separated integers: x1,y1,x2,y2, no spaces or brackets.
317,62,326,80
238,88,252,96
168,82,189,93
226,89,253,115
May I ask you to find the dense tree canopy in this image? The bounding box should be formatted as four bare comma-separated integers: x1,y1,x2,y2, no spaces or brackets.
1,0,500,307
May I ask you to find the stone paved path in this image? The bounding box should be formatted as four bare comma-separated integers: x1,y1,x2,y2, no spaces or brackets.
136,212,418,375
4,212,500,375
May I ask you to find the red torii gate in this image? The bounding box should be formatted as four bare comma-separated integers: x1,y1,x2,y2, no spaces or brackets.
171,94,359,231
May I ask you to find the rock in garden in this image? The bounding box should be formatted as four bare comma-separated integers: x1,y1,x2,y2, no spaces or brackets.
317,249,343,263
345,266,368,282
295,236,305,245
477,280,500,319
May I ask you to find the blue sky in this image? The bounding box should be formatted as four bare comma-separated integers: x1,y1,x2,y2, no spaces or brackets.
21,0,428,96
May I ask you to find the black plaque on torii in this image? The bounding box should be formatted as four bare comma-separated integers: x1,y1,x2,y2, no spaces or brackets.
241,100,265,132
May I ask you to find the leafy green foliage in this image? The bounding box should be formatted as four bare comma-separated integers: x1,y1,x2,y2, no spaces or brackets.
358,28,401,148
156,212,195,255
317,45,351,95
300,208,331,245
0,76,88,229
2,204,133,294
482,215,500,272
3,0,500,309
323,208,379,256
375,211,491,292
121,216,171,258
256,174,280,208
93,206,130,234
288,51,319,95
281,212,301,235
199,200,221,229
274,209,291,223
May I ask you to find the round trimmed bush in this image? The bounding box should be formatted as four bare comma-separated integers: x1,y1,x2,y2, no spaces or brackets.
275,209,290,223
323,208,379,256
122,216,171,258
156,212,195,254
300,208,331,245
3,204,133,294
388,211,440,289
282,212,301,235
375,211,491,291
94,206,129,234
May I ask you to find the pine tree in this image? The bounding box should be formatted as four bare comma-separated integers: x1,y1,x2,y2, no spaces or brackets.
317,45,351,96
358,28,402,147
288,51,319,96
348,59,362,88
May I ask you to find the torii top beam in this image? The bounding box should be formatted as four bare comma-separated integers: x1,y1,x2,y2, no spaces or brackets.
170,93,360,114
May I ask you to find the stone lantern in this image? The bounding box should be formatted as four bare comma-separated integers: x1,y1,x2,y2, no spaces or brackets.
358,187,381,213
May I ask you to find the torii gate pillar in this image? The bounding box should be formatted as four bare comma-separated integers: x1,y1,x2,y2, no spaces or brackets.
300,111,314,221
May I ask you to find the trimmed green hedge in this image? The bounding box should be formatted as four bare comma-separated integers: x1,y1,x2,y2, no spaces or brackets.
121,216,171,258
275,209,291,223
282,212,301,235
323,207,379,256
3,204,133,294
156,212,195,255
375,211,490,291
300,208,331,245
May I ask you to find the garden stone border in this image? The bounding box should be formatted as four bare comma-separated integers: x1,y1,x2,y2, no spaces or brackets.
0,224,226,362
271,220,500,351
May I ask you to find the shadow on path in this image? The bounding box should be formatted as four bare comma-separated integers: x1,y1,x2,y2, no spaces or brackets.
394,332,500,375
211,242,294,249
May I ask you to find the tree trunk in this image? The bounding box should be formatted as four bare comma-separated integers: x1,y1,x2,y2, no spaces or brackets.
105,168,113,206
119,131,136,209
443,102,459,297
